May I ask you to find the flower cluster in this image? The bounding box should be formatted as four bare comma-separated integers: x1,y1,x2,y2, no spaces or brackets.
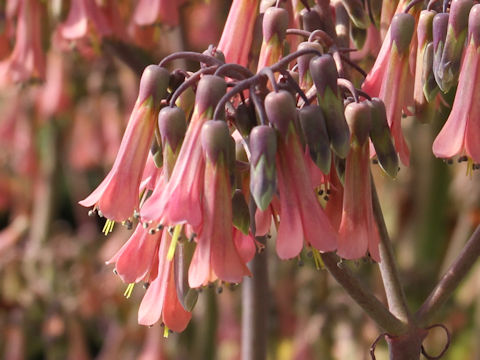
73,0,480,334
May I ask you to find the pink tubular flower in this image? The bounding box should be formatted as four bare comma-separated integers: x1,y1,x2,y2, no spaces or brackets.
257,7,289,71
107,224,160,284
337,102,380,261
433,5,480,164
58,0,111,40
265,90,337,259
138,231,192,330
188,121,251,288
133,0,187,27
79,65,170,222
217,0,259,67
0,0,45,85
362,13,416,166
142,75,227,231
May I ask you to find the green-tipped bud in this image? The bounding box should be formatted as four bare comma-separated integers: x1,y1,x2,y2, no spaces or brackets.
368,98,399,178
138,65,170,107
195,75,227,116
432,13,449,89
232,190,250,235
438,0,473,92
298,105,331,174
301,8,324,32
417,10,436,48
264,90,297,137
151,139,163,168
174,238,198,312
309,55,350,158
201,120,232,165
235,102,257,138
263,7,289,43
249,125,277,211
344,101,371,147
341,0,368,29
350,26,367,50
390,13,415,55
422,42,439,103
158,106,187,153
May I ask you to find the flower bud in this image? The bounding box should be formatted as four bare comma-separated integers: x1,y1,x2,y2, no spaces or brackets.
195,75,227,116
174,239,198,312
201,120,232,164
309,55,350,158
232,190,250,235
264,90,297,137
158,106,187,153
249,125,277,211
297,42,323,86
138,65,170,107
368,98,399,178
422,42,439,103
301,8,324,32
344,101,371,147
298,105,331,174
341,0,368,29
390,13,415,55
469,4,480,46
438,0,473,92
235,102,257,138
263,7,289,43
432,13,449,89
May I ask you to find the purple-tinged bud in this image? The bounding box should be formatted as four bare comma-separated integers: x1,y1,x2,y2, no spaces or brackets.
249,125,277,211
158,106,187,153
390,13,415,55
469,4,480,46
235,102,257,138
232,190,250,235
301,8,324,32
264,90,297,137
341,0,368,29
297,42,323,85
438,0,473,92
432,13,449,88
309,55,350,158
138,65,170,106
201,120,232,164
344,101,371,147
417,10,436,48
195,75,227,117
263,7,289,43
298,105,331,174
368,98,399,178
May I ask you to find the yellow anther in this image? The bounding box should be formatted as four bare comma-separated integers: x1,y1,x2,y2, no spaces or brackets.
124,283,135,298
163,325,170,338
312,248,325,270
102,219,115,236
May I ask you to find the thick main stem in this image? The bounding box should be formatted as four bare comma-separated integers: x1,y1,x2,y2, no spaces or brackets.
371,175,412,323
242,244,268,360
416,224,480,325
322,253,408,335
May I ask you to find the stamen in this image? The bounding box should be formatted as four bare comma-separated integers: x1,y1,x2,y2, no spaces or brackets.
88,209,95,217
312,248,325,270
124,283,135,298
467,157,474,177
163,325,170,338
167,225,182,261
102,219,115,236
